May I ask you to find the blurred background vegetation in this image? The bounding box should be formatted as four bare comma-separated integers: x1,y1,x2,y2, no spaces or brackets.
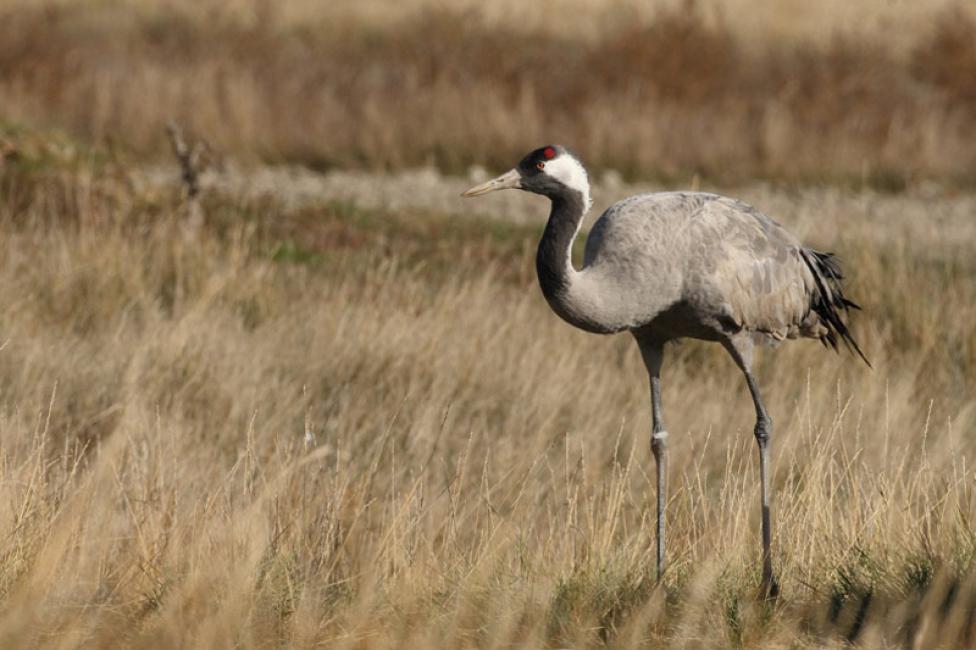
2,0,976,187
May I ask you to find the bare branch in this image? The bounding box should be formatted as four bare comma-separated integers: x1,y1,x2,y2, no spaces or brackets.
165,120,201,200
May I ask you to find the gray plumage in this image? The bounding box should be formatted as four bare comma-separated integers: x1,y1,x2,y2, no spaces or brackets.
463,145,868,598
572,191,866,355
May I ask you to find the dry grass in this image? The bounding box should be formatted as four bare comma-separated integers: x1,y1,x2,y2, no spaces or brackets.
2,1,976,185
0,132,974,647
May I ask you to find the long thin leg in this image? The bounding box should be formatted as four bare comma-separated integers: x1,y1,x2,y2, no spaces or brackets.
724,337,779,598
636,338,667,580
745,370,777,598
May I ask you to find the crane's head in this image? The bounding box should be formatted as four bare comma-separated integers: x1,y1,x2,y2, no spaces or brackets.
462,145,591,210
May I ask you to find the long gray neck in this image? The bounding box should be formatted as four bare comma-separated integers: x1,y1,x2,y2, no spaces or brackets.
536,191,610,334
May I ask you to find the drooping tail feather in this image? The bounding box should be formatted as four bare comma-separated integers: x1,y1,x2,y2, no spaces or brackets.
800,249,871,367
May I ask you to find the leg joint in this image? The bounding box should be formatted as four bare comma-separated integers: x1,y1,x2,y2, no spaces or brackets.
754,416,773,445
651,429,668,456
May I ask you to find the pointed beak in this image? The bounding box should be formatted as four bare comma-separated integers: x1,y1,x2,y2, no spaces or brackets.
461,168,521,197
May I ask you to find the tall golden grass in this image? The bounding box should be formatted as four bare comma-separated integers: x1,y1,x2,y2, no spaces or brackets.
0,133,974,646
1,1,976,184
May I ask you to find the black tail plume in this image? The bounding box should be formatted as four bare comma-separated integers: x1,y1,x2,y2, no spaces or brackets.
801,249,871,367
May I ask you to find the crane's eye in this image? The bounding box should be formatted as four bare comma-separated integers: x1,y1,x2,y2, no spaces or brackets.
536,162,546,170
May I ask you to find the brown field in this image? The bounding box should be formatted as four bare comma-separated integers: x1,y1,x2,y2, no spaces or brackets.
1,1,976,647
0,127,973,647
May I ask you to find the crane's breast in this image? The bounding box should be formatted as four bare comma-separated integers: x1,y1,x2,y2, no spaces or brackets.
581,193,717,325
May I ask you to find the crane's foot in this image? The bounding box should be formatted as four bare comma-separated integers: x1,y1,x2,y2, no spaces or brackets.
758,573,780,601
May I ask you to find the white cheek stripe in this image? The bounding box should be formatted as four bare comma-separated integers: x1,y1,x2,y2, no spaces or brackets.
546,155,592,213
